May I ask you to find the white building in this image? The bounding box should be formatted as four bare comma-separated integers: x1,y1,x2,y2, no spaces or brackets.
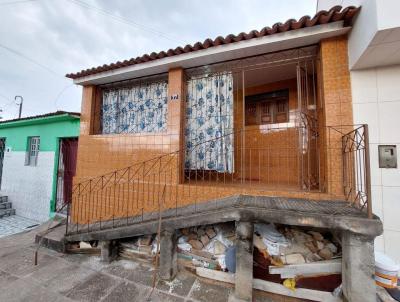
318,0,400,265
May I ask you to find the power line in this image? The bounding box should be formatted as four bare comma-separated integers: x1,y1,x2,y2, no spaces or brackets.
66,0,182,43
53,83,74,109
0,43,66,79
0,0,37,6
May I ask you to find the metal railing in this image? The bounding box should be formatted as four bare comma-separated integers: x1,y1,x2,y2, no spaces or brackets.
66,123,373,235
341,124,372,218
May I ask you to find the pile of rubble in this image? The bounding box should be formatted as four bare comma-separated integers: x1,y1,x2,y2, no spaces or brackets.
175,222,341,271
176,222,342,292
177,223,235,271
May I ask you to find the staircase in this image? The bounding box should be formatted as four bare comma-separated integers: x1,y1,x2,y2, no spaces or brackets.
0,195,16,218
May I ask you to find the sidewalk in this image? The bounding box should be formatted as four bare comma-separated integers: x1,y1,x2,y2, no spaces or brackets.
0,215,39,238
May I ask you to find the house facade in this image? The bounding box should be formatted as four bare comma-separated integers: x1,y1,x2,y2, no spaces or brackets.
68,8,361,220
65,6,384,302
318,0,400,266
0,111,80,222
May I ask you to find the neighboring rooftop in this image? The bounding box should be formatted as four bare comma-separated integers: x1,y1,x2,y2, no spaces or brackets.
66,5,360,80
0,111,80,127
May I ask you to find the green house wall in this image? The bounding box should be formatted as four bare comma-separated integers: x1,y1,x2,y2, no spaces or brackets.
0,114,80,218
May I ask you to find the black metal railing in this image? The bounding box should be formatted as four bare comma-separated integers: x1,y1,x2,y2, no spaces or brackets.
66,123,373,236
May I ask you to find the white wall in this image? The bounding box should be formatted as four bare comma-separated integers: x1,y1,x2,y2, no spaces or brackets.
318,0,400,69
351,65,400,264
0,151,55,222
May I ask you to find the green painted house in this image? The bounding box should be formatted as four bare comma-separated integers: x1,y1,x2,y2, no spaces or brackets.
0,111,80,222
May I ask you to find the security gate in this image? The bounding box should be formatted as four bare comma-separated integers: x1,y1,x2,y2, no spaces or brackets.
55,138,78,212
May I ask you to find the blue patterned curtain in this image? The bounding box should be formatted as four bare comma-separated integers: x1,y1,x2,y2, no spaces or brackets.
185,72,234,172
101,81,168,134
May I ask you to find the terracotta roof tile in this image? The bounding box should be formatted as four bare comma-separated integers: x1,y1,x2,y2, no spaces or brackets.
66,5,359,80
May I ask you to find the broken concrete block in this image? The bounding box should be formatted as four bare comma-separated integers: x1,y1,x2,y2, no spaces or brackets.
197,228,206,237
181,228,190,236
188,233,198,240
284,253,305,265
318,247,333,260
188,239,203,250
315,240,325,250
205,227,216,239
308,231,324,241
200,235,210,246
325,242,338,254
305,241,318,253
214,241,226,255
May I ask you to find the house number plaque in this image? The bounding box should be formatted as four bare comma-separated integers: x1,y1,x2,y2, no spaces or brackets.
170,94,179,101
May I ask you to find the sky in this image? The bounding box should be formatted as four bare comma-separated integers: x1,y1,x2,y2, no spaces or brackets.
0,0,317,120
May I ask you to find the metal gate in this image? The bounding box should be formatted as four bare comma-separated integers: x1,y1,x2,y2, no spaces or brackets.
55,138,78,212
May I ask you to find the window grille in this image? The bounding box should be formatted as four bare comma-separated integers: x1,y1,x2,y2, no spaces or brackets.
101,80,168,134
25,136,40,166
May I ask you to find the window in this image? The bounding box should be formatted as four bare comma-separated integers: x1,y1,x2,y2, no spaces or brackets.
26,136,40,166
101,80,168,134
245,89,289,126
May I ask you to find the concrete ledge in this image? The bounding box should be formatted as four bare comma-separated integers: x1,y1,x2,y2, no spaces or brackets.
65,195,383,242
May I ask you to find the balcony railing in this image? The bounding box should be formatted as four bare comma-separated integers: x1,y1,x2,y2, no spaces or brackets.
66,123,372,235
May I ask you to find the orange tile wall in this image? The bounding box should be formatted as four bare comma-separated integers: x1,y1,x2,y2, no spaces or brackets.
71,37,353,224
319,35,353,198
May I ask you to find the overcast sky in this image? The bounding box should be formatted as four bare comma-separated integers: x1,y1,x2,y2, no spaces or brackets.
0,0,317,120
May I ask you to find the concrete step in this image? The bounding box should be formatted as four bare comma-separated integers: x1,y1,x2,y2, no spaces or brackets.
0,202,12,210
0,196,8,204
35,219,66,253
0,208,15,218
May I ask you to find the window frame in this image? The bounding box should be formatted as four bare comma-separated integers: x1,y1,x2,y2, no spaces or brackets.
25,136,40,166
244,89,289,126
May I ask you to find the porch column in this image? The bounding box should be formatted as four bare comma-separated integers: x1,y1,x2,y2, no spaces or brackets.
230,221,254,302
319,36,353,197
341,231,376,302
159,229,178,280
167,68,186,183
80,85,101,136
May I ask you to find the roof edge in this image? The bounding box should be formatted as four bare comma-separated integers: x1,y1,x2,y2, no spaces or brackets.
66,5,360,81
0,111,80,129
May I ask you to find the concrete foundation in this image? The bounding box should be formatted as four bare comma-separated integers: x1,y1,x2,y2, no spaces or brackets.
99,240,118,263
159,230,177,280
230,221,254,302
342,231,376,302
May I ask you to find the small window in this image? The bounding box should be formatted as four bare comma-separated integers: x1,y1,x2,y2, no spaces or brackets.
26,136,40,166
245,89,289,126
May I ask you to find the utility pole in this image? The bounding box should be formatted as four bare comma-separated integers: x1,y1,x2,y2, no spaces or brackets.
15,95,23,119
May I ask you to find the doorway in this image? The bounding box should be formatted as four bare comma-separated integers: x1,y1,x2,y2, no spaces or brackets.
55,138,78,212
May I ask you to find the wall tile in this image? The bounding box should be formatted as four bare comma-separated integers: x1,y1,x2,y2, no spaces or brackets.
377,65,400,102
353,103,380,143
383,229,400,265
382,186,400,231
350,69,377,104
378,101,400,143
374,234,385,253
369,144,382,186
372,185,383,219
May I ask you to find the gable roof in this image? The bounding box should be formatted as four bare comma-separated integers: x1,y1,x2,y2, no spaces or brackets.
66,5,359,80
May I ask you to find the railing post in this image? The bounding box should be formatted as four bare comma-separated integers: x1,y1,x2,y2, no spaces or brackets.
364,125,372,219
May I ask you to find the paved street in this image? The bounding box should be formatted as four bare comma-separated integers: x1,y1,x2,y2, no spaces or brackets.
0,223,282,302
0,215,39,238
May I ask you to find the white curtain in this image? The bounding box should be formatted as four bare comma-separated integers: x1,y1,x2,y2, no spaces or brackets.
185,72,234,172
101,81,168,134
